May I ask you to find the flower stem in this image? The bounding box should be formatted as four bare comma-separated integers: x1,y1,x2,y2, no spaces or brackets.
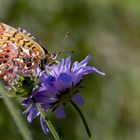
36,103,61,140
70,100,93,140
0,81,33,140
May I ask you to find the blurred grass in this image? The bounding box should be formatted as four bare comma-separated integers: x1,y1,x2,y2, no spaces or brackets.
0,81,33,140
0,0,140,140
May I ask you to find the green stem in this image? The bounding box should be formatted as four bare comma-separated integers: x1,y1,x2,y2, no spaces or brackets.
0,81,33,140
36,103,61,140
70,100,93,140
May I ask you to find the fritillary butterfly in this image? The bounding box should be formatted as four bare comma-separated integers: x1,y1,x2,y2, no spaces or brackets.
0,22,55,85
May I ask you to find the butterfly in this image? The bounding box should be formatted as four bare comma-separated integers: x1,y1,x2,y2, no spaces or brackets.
0,22,56,86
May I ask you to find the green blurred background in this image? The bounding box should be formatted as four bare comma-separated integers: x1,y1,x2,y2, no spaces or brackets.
0,0,140,140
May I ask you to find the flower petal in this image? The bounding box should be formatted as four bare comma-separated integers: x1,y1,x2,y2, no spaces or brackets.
91,67,105,76
34,95,54,103
35,67,41,76
23,105,32,114
59,73,72,83
40,116,49,135
65,56,71,71
79,55,91,66
21,99,32,106
72,93,84,105
40,103,50,110
27,104,39,122
54,106,66,119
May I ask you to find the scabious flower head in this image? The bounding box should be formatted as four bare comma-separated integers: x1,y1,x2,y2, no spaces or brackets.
22,55,105,134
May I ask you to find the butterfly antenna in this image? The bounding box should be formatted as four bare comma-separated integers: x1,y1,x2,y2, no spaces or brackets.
54,32,70,55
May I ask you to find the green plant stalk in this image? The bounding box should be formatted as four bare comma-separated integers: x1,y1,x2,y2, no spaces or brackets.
70,100,93,140
0,81,33,140
36,103,61,140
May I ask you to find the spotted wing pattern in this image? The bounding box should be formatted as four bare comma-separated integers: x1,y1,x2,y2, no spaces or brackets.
0,23,46,83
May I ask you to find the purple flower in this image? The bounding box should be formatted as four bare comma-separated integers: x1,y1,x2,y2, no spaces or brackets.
22,99,49,134
22,55,105,134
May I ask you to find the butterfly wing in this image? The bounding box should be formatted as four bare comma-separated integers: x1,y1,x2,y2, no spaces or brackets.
0,23,46,82
0,23,46,57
